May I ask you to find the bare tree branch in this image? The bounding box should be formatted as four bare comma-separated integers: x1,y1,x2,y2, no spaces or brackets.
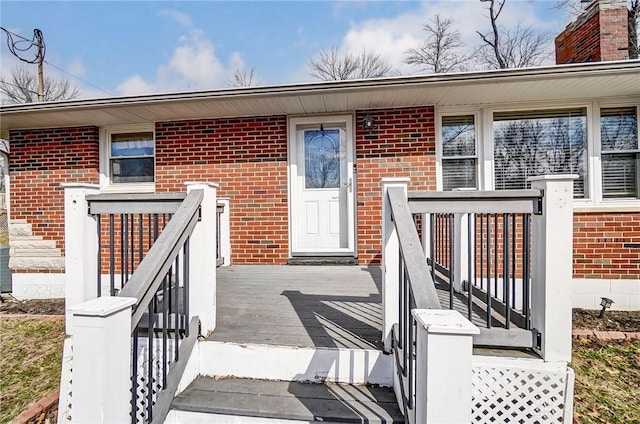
476,0,551,69
308,46,393,81
228,67,262,87
0,66,79,104
405,15,472,73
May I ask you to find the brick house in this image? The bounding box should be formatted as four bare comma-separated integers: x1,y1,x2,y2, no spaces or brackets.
0,60,639,308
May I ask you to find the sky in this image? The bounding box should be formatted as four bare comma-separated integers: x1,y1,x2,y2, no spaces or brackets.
0,1,574,100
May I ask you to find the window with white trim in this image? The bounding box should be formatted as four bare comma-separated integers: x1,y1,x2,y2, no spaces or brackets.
493,108,587,198
101,125,155,190
600,106,639,199
441,115,477,190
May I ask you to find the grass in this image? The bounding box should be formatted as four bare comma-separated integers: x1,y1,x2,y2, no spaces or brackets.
0,318,66,423
572,339,640,424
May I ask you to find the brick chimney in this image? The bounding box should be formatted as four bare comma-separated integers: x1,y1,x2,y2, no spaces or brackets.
555,0,629,64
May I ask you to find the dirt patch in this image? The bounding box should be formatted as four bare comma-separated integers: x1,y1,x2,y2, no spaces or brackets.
572,308,640,332
0,296,65,315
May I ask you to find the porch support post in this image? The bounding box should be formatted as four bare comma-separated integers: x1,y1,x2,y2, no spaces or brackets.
186,182,218,335
452,189,475,293
529,175,576,363
381,177,410,352
69,296,136,423
413,309,479,424
63,183,100,335
217,197,231,266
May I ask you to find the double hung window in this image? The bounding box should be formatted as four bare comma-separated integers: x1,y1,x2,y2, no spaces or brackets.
600,107,639,199
441,115,477,191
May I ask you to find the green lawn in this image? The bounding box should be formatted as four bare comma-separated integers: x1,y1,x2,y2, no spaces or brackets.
0,318,66,422
571,339,640,424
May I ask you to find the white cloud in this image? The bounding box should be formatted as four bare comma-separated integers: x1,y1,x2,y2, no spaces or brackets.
327,0,564,77
116,22,245,95
67,58,86,78
159,9,193,28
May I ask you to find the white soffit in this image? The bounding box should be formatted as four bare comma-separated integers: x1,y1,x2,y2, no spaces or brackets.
1,61,639,130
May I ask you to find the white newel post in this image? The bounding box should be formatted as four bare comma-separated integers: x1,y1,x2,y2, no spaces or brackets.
63,183,100,335
217,197,231,266
69,296,136,423
186,182,218,335
381,178,410,352
413,309,479,424
529,175,575,363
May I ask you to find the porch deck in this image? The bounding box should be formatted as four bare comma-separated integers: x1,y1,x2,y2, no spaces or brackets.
209,265,384,350
209,265,534,352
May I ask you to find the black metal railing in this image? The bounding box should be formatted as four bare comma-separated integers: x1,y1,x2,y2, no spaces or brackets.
87,190,202,424
429,211,533,331
87,193,187,296
387,187,440,424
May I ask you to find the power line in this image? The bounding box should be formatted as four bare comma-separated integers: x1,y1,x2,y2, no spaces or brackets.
0,27,44,64
44,60,114,96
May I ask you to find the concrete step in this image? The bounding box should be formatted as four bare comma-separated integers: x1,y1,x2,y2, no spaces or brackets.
10,247,62,257
167,377,403,424
198,341,393,386
9,256,65,270
9,239,57,249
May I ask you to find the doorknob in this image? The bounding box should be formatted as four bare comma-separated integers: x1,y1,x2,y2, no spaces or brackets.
346,177,353,193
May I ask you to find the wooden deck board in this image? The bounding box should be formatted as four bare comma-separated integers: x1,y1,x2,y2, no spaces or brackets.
209,265,384,349
209,265,533,350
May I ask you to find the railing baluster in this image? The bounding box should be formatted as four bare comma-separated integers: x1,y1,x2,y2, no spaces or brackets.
448,213,454,309
131,326,139,424
162,274,168,390
147,300,154,422
467,213,473,322
523,214,531,329
96,214,101,297
486,213,492,329
138,214,143,267
503,213,510,329
123,214,129,285
493,213,504,300
429,214,435,283
183,239,190,337
511,214,517,310
110,214,115,295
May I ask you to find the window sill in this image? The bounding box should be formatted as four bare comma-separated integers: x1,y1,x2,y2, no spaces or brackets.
573,199,640,213
99,183,155,194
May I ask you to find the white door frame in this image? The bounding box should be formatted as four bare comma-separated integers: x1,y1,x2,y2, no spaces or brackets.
288,114,356,256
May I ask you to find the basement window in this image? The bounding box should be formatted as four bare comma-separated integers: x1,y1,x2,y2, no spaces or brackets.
100,125,155,192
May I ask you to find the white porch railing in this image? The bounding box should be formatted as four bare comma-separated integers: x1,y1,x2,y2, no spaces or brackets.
61,182,218,424
382,175,576,424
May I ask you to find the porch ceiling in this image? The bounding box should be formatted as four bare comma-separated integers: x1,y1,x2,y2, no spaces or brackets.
1,61,639,131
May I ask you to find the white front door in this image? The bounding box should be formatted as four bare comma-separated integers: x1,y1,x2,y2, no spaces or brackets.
289,116,355,255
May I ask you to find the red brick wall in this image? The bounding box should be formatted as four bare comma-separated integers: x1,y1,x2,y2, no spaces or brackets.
355,107,436,264
574,212,640,279
555,0,629,64
9,126,100,257
155,116,289,264
8,113,639,279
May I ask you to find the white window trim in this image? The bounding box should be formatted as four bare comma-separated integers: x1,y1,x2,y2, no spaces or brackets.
435,108,481,191
99,124,156,193
436,100,640,211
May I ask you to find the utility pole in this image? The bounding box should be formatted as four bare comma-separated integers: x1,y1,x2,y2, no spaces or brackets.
35,29,45,102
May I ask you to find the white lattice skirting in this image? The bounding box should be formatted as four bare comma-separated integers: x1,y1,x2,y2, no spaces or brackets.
472,356,574,423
